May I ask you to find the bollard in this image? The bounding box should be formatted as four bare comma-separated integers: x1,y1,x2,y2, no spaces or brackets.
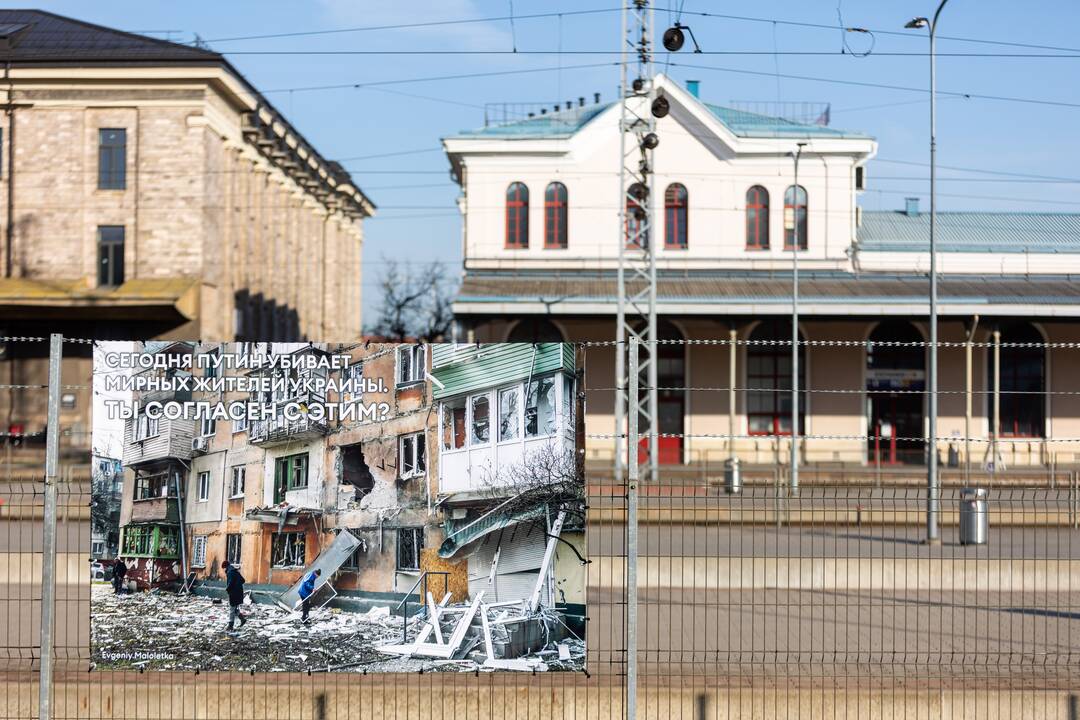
724,457,742,494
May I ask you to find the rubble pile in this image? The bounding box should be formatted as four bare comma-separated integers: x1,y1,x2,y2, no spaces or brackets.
91,584,417,673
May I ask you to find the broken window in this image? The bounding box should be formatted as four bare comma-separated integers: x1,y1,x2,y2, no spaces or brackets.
156,527,179,558
471,394,490,445
525,375,556,437
122,525,153,555
271,531,306,568
341,362,364,403
192,536,207,567
399,432,426,479
498,386,521,441
340,444,374,500
226,534,242,565
396,527,424,571
396,344,426,387
274,453,308,501
134,469,170,500
134,411,158,441
229,466,245,498
441,397,466,451
343,540,365,571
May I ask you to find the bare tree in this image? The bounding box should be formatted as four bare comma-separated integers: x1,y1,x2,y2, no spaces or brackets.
369,257,456,342
480,442,585,521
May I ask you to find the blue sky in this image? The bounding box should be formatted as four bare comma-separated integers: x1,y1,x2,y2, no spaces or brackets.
28,1,1080,323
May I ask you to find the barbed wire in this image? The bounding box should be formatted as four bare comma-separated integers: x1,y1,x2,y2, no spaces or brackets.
587,432,1080,443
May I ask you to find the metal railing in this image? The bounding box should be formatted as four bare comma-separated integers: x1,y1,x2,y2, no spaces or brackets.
393,570,450,645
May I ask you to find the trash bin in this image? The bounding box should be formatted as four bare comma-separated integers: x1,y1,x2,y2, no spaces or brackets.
724,457,742,494
959,487,988,545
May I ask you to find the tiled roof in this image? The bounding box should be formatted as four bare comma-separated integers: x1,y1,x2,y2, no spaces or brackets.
451,98,868,140
0,10,219,64
454,273,1080,310
858,211,1080,253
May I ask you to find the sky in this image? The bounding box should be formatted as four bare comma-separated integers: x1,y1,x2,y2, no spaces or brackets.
26,0,1080,325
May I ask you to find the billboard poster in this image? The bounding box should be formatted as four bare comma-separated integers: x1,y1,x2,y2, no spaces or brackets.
91,341,586,673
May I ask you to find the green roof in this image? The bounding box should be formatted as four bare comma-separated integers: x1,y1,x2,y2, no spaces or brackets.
858,211,1080,253
450,97,868,140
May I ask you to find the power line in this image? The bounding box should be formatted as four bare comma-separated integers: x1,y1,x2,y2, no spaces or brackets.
223,49,1080,58
199,7,623,44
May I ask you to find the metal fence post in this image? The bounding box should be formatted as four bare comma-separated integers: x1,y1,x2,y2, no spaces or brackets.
39,333,62,720
626,336,639,720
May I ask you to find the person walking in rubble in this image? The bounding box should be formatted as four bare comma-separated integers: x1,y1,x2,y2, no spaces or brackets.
111,557,127,595
297,568,321,624
223,560,248,631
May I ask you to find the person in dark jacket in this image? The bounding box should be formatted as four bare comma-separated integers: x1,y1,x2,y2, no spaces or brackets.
222,560,248,631
111,558,127,594
297,568,321,623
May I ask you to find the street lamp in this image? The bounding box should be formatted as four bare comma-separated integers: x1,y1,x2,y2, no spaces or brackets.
906,0,950,545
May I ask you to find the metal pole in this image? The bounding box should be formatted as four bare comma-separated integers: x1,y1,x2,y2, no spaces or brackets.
627,336,640,720
791,143,805,497
964,315,978,487
925,0,949,544
993,328,1001,484
39,333,62,720
729,326,737,458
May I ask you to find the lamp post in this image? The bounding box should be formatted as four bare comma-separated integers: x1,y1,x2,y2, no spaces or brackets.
906,0,950,544
790,142,806,497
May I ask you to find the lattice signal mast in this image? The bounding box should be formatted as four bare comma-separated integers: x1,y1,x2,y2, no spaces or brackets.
614,0,659,486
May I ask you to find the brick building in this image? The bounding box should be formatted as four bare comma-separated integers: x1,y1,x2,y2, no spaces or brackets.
0,11,372,466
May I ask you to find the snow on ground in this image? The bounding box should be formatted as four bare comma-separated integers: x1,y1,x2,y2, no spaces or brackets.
91,583,586,674
91,583,433,673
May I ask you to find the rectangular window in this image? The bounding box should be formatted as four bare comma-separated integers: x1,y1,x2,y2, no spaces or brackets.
200,416,216,438
122,525,153,555
470,394,490,445
398,432,426,479
274,453,309,502
233,413,248,433
91,541,105,557
196,471,210,502
396,345,426,386
396,527,423,571
134,411,159,441
441,397,467,451
226,534,242,565
98,128,127,190
97,225,125,287
203,348,220,379
134,470,170,500
498,386,520,441
192,536,207,567
525,376,556,437
271,531,306,568
342,363,364,403
229,466,245,498
343,539,365,571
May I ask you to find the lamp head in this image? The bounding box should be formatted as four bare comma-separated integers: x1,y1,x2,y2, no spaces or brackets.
905,17,929,29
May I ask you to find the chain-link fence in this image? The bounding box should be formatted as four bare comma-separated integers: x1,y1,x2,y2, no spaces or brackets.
2,334,1079,718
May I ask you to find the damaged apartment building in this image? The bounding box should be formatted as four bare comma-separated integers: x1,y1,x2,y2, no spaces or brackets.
117,341,446,601
431,343,586,632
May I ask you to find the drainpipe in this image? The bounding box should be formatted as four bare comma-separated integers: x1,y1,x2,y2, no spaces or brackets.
173,467,189,581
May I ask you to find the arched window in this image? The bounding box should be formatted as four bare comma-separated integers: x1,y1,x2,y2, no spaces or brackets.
989,323,1045,437
664,183,688,249
507,318,565,343
784,185,807,250
544,182,568,249
747,320,805,436
746,186,769,250
625,194,648,250
506,182,529,249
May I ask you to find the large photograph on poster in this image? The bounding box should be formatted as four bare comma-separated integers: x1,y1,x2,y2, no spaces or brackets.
90,341,586,673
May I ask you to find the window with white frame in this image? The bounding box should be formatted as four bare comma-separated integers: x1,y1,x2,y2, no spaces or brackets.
470,394,490,444
525,375,556,437
396,345,425,387
342,362,364,403
197,471,210,502
192,535,207,567
399,432,426,479
498,386,521,441
91,541,105,556
229,466,245,498
134,411,159,441
200,416,216,438
442,396,467,450
233,413,248,433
